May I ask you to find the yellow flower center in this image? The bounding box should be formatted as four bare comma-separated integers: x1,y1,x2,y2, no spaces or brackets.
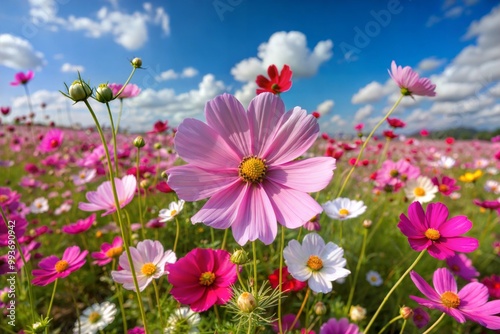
338,208,350,216
307,255,323,271
425,228,441,241
36,202,43,208
414,187,426,197
440,291,460,308
170,209,177,216
439,184,449,192
199,271,216,286
389,169,399,177
238,156,267,183
79,172,86,179
88,311,101,324
105,246,123,258
54,260,69,273
0,194,8,203
141,262,157,276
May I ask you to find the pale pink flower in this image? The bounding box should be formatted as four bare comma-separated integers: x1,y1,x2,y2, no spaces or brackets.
389,61,436,97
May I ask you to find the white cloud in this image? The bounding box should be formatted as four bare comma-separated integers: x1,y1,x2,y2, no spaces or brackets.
354,104,374,123
417,57,446,72
181,67,198,78
328,114,346,127
234,81,257,108
351,81,385,104
231,31,333,82
444,6,464,19
27,2,170,50
316,99,335,115
156,69,178,81
61,63,85,73
0,34,46,70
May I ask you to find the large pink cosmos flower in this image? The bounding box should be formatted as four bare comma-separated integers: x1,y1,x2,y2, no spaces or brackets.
167,248,237,312
389,61,436,97
410,268,500,330
10,71,34,86
78,175,136,216
92,236,123,266
111,240,176,292
37,128,64,153
167,93,335,245
61,213,96,234
398,202,478,260
32,246,88,286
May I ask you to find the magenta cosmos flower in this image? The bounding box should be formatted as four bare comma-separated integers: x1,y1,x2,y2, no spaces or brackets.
167,93,335,245
37,128,64,153
111,240,176,292
398,201,478,260
32,246,88,286
389,61,436,97
319,317,359,334
78,175,136,216
92,236,124,266
410,268,500,330
10,70,34,86
167,248,237,312
61,213,96,234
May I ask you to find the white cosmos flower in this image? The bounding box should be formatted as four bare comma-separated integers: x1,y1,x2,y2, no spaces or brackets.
322,198,367,221
30,197,49,214
164,307,201,334
72,169,97,186
159,200,185,222
366,270,383,287
404,176,438,203
484,180,500,194
436,156,455,169
73,301,117,334
283,233,350,294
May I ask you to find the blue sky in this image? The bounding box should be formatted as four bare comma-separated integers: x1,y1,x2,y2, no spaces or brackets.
0,0,499,134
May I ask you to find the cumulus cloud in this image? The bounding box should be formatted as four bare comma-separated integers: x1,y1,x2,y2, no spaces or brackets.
27,1,170,50
0,34,46,70
181,67,198,78
231,31,333,82
234,81,257,108
61,63,85,73
351,80,395,104
417,57,447,72
316,99,335,116
354,105,374,123
156,67,199,82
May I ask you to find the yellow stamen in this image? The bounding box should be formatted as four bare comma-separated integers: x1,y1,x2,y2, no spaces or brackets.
105,246,123,258
439,184,449,192
307,255,323,271
239,156,267,183
0,194,8,203
425,228,441,241
141,262,157,276
339,208,349,216
414,187,426,197
441,291,460,308
88,311,101,324
199,271,216,286
54,260,69,272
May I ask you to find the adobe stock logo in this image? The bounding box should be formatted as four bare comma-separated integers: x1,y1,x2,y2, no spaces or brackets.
339,0,405,62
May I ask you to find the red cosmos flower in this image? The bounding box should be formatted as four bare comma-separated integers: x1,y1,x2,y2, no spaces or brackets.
268,266,307,293
354,123,364,132
445,137,455,145
387,117,406,128
255,64,292,95
148,120,168,134
1,107,10,116
420,129,429,137
312,111,320,118
383,130,398,139
156,181,174,193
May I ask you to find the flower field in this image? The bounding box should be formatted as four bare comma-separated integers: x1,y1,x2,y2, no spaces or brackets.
1,59,499,334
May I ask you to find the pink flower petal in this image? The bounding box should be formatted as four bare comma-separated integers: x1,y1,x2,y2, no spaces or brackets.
439,216,472,237
433,267,456,295
426,203,449,229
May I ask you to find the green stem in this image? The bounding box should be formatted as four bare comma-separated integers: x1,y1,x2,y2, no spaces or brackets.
278,225,285,334
252,241,258,294
220,228,228,251
46,279,58,319
377,315,403,334
236,265,246,289
173,217,180,253
345,227,368,313
113,67,137,99
288,287,311,332
105,102,119,176
152,280,165,328
336,94,404,198
136,147,146,239
82,99,149,334
399,319,407,334
112,259,128,334
422,313,446,334
116,99,124,134
364,249,426,334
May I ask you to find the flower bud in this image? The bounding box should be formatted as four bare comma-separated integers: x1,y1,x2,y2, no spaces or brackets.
69,80,92,102
154,142,162,150
133,136,146,148
314,301,327,315
349,305,367,322
230,249,249,265
161,171,168,179
237,292,257,313
362,219,372,229
140,179,150,189
95,84,114,103
131,57,142,68
400,306,413,320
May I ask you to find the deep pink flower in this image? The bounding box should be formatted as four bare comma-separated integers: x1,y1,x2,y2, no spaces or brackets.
1,107,10,116
410,268,500,329
446,253,479,281
167,248,237,312
473,199,500,211
354,123,364,132
398,202,478,260
268,266,307,293
78,175,136,216
432,176,460,196
32,246,88,286
481,275,500,299
111,240,176,292
148,120,168,134
167,93,335,245
108,83,141,99
412,307,430,329
420,129,429,137
319,318,359,334
387,117,406,128
383,130,398,139
0,214,28,247
91,236,124,266
128,327,145,334
389,61,436,97
61,213,96,234
10,71,34,86
272,314,300,333
37,129,64,153
256,64,292,95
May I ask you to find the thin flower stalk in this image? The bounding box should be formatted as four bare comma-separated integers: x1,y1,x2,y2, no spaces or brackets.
377,315,403,334
422,313,447,334
105,102,120,176
364,249,426,333
278,225,285,334
135,145,145,239
289,287,311,331
346,227,368,314
337,94,403,198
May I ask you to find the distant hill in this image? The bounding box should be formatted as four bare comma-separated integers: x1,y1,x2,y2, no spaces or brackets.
410,127,500,141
